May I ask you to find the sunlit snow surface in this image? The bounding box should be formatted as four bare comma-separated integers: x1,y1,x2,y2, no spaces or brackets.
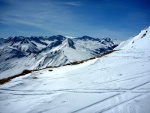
0,27,150,113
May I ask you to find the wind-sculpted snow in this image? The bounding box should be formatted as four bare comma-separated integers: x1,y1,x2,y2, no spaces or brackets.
0,35,117,79
0,27,150,113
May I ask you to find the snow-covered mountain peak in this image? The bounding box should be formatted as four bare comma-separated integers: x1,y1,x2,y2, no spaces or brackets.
100,37,113,45
101,37,112,41
47,35,66,41
64,38,76,49
75,36,100,41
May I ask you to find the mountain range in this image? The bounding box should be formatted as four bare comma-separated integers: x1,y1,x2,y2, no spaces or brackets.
0,35,119,79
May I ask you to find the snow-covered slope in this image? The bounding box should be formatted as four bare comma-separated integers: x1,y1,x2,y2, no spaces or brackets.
0,27,150,113
0,35,117,79
115,27,150,50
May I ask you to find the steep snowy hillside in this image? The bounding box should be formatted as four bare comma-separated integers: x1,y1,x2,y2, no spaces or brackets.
116,28,149,50
0,27,150,113
0,35,117,79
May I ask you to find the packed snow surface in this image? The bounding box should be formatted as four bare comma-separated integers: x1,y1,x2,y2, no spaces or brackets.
0,27,150,113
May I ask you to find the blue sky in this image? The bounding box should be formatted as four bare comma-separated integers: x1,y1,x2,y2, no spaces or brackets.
0,0,150,40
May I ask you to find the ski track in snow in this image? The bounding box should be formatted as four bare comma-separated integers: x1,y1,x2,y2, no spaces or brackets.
0,57,150,113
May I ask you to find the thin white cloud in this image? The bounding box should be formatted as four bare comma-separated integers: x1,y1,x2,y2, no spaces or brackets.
63,2,81,6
